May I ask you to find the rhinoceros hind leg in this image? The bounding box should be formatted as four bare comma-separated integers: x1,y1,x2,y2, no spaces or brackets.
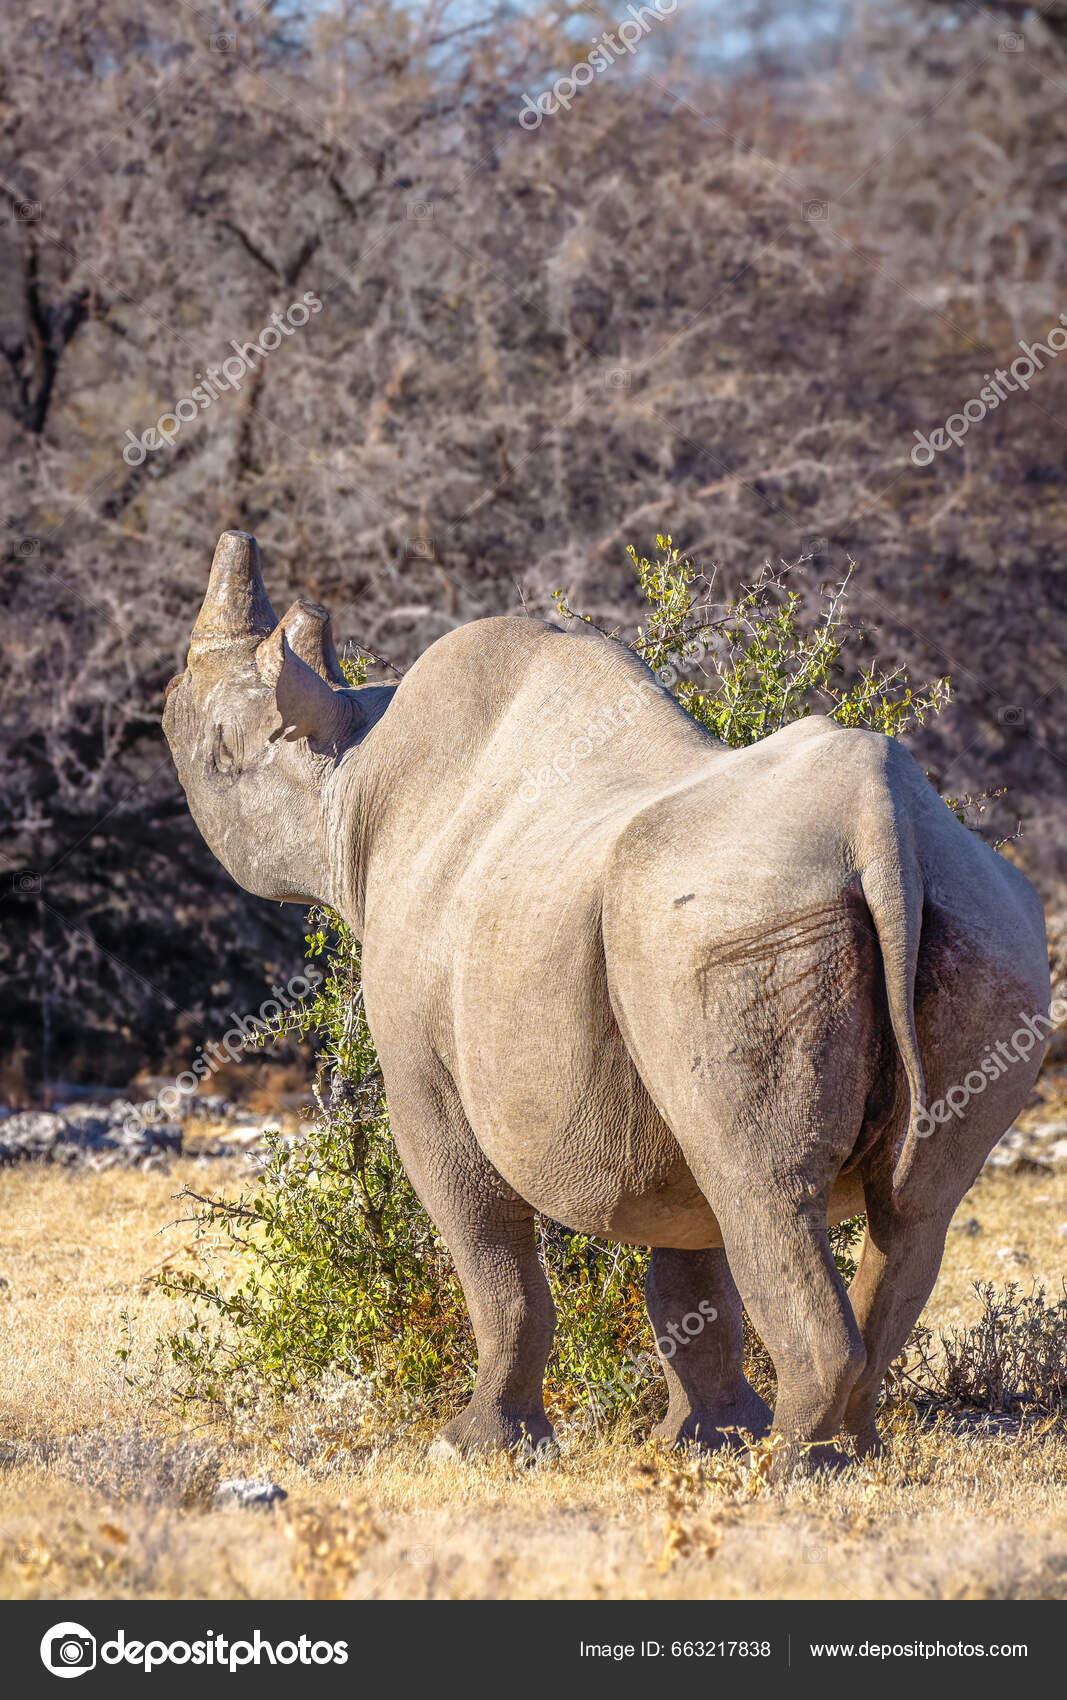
844,962,1048,1457
646,1247,771,1447
841,1205,951,1457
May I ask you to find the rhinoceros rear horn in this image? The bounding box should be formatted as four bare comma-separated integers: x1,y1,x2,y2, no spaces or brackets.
189,531,278,658
279,599,346,685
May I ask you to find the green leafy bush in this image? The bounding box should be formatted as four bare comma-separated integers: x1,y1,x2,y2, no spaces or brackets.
158,540,949,1431
160,912,472,1420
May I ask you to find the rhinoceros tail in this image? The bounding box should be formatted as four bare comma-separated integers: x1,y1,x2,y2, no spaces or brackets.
860,839,926,1193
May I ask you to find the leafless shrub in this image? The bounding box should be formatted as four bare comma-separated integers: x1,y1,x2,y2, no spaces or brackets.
1,1,1065,1088
4,1426,225,1508
899,1281,1067,1413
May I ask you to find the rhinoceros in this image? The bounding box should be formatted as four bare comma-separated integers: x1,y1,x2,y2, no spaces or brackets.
163,530,1050,1460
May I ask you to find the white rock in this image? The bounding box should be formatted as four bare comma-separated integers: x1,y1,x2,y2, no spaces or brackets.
214,1479,287,1509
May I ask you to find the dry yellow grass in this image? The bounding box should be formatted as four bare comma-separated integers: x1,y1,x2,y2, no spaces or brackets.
0,1157,1065,1601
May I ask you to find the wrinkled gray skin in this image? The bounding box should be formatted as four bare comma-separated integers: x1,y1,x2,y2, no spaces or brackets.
165,532,1050,1461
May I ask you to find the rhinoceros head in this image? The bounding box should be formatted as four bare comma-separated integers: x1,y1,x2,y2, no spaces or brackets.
163,530,379,905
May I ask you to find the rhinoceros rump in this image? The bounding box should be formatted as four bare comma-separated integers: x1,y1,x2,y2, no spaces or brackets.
163,531,1050,1461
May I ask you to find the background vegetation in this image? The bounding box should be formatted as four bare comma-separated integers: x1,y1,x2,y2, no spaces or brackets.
1,0,1066,1095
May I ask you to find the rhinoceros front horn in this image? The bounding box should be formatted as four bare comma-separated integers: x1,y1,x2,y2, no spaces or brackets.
279,599,347,685
189,530,278,659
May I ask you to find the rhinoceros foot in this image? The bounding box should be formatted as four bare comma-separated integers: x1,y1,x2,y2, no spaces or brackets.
652,1385,772,1451
430,1405,556,1460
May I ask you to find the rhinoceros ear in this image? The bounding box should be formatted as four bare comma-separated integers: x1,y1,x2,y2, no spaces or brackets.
278,599,347,684
255,625,354,749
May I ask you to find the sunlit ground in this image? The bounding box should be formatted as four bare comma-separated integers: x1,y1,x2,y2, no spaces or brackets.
0,1150,1064,1601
